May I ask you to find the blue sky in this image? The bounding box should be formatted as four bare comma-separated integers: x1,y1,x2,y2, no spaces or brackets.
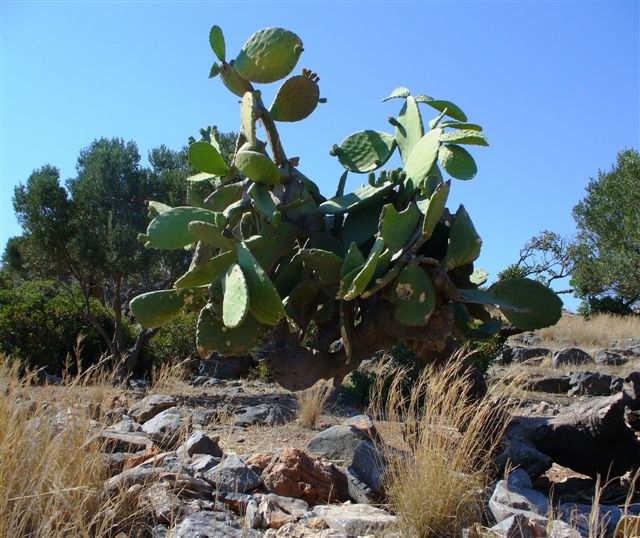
1,1,638,311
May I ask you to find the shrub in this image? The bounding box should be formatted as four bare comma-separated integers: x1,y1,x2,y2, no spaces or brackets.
0,280,113,374
145,310,198,365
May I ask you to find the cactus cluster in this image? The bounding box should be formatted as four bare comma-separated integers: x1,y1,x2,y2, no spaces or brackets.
131,25,562,381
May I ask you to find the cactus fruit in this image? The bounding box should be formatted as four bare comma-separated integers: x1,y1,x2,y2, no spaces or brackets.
270,74,320,122
334,130,396,173
235,28,303,83
131,24,562,388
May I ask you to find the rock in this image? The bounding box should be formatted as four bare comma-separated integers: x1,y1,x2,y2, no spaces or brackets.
264,522,347,537
245,498,261,529
151,524,169,538
595,350,628,366
177,431,222,459
204,454,261,493
347,440,387,496
103,452,138,475
104,466,164,494
524,376,572,394
109,416,143,433
489,478,549,523
191,454,221,474
199,355,255,379
246,453,274,473
494,439,553,481
506,468,533,490
488,513,547,537
141,407,184,447
191,376,224,387
129,394,176,423
262,448,349,504
556,503,622,537
609,338,640,355
312,503,397,536
307,424,375,463
568,372,620,397
170,511,251,537
552,348,594,368
498,346,552,365
93,430,152,453
233,403,296,427
258,494,310,529
141,482,183,524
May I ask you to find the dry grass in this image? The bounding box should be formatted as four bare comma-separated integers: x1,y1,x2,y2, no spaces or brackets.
536,313,640,350
370,350,515,538
296,380,332,429
0,357,150,538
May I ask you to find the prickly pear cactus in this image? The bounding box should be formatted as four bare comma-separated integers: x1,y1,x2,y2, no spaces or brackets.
131,25,562,389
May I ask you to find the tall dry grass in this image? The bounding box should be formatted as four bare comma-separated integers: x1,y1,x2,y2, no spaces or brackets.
297,380,332,429
536,313,640,349
0,357,149,538
370,351,515,538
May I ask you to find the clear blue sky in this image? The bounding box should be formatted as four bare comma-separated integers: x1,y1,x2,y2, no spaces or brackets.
1,1,638,311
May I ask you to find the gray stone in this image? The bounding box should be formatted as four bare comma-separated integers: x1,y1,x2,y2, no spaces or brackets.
130,394,176,423
556,503,622,537
191,454,221,474
552,348,594,368
347,440,387,495
204,454,262,493
141,483,183,524
498,346,552,365
307,424,373,462
608,338,640,354
199,355,255,379
312,503,397,536
151,524,169,538
244,498,261,529
93,430,152,453
506,468,533,490
233,403,295,427
258,494,309,529
170,511,250,537
568,372,620,396
494,439,553,481
178,431,222,458
595,350,628,366
489,479,549,523
524,376,572,394
104,466,164,494
142,407,184,446
489,513,547,537
109,416,143,433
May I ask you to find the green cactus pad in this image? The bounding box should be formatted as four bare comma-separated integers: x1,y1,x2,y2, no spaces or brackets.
318,181,394,215
440,122,483,131
392,264,436,326
177,285,210,313
335,130,396,173
415,96,468,122
189,141,229,176
293,249,342,285
175,250,235,288
244,221,297,271
440,129,489,147
395,96,424,163
270,75,320,122
130,289,184,329
341,201,385,247
235,150,281,184
241,92,258,145
188,220,234,250
438,144,477,180
443,205,482,271
341,242,366,277
285,280,321,326
204,182,244,211
382,87,410,102
209,62,221,79
239,211,256,239
416,180,450,241
236,242,285,326
403,128,441,191
146,207,219,250
342,238,384,300
470,268,489,286
197,305,264,357
235,27,303,83
380,201,421,252
222,263,250,328
209,25,225,62
148,200,172,217
220,61,253,97
248,183,278,223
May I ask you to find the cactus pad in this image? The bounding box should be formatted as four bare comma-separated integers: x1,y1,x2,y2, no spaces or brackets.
394,96,424,163
342,238,384,300
380,201,421,252
382,87,410,101
248,183,279,223
342,202,385,247
235,150,281,184
209,25,226,62
189,141,229,176
146,207,219,250
440,129,489,147
438,144,477,180
319,181,394,214
403,128,441,191
293,249,342,285
270,74,320,122
130,289,184,328
220,61,253,96
197,305,264,357
188,220,234,250
470,268,489,286
443,205,482,271
235,27,303,83
392,263,436,326
175,250,235,288
335,130,396,173
223,263,250,328
417,180,450,241
204,182,244,211
415,95,468,122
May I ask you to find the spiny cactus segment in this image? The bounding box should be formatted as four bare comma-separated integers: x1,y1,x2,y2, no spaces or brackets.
131,25,562,377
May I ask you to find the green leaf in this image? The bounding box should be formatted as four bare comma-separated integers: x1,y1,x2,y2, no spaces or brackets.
382,87,410,101
440,130,489,147
130,289,183,329
204,182,244,211
197,306,265,357
209,25,226,62
341,242,366,277
293,249,343,285
189,141,229,175
336,130,396,174
223,263,249,328
235,150,281,185
415,96,468,122
438,144,477,180
342,201,385,247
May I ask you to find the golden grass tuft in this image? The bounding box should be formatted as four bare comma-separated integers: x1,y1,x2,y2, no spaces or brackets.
296,380,332,429
370,350,515,538
536,313,640,350
0,357,149,538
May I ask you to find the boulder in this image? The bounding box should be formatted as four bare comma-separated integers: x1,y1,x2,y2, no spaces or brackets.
258,494,310,529
171,511,255,537
494,439,552,481
306,422,376,463
595,350,628,366
552,348,594,368
191,454,221,475
556,503,622,537
234,403,296,427
347,440,388,496
488,478,549,523
312,503,397,536
178,431,223,459
93,430,152,453
141,407,184,447
524,376,571,394
129,394,176,423
140,482,183,524
498,346,551,365
262,448,349,504
204,454,261,493
568,372,621,397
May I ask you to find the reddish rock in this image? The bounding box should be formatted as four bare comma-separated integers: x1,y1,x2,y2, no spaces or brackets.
247,452,274,471
262,448,349,504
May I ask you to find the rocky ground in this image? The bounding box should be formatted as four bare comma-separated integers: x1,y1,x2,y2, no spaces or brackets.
14,336,640,537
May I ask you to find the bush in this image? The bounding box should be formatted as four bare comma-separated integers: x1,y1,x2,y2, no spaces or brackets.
145,310,198,365
578,296,635,317
0,280,113,374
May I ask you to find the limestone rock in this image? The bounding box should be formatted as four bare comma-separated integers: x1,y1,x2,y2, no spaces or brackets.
258,494,310,529
204,454,262,493
552,348,593,368
312,503,397,536
141,407,184,447
233,403,296,427
489,478,549,523
178,431,222,459
129,394,176,423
